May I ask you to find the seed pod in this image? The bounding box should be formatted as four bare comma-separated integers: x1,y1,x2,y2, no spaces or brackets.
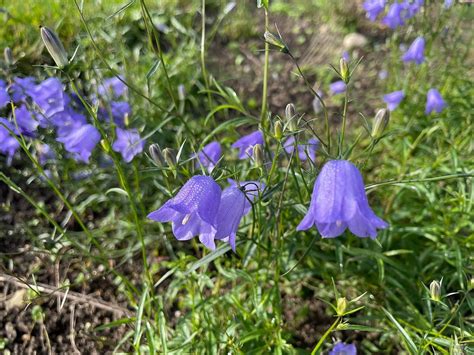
274,121,283,140
285,103,298,131
253,144,263,167
162,148,176,167
149,143,165,166
4,47,14,66
264,31,288,53
40,26,68,69
339,57,349,83
371,108,390,138
429,280,441,302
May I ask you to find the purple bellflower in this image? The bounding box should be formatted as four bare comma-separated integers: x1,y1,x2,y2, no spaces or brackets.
401,0,424,20
98,101,131,127
30,78,69,124
9,77,36,102
425,89,446,114
402,36,425,65
330,81,346,95
215,180,265,251
56,122,101,163
329,342,357,355
0,118,20,164
147,175,222,250
112,127,145,163
231,130,264,159
14,105,39,136
283,136,319,162
383,90,404,111
195,141,222,173
382,3,405,28
0,80,10,108
98,76,127,98
363,0,386,21
297,160,388,239
37,143,56,165
444,0,453,8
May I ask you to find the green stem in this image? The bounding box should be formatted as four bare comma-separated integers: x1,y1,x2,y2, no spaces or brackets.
339,86,349,157
366,172,473,190
260,9,269,124
200,0,213,114
311,317,341,355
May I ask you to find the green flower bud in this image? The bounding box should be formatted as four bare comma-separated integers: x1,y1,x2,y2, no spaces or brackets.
285,103,298,131
40,26,68,69
149,143,165,166
264,31,288,53
274,120,283,140
429,280,441,302
340,57,349,83
162,148,176,168
371,108,390,138
253,144,264,167
336,297,347,316
4,47,14,66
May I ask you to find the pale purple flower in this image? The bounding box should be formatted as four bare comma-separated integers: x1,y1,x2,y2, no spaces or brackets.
56,122,101,163
9,77,36,102
0,118,20,164
402,37,425,65
14,105,39,136
30,78,69,121
444,0,453,9
330,81,346,95
112,128,145,163
329,342,357,355
403,0,424,19
148,175,222,250
98,101,131,127
383,90,404,111
342,51,350,62
231,130,264,159
50,107,87,132
98,76,127,98
363,0,386,21
378,70,388,80
297,160,388,239
382,3,405,28
37,143,56,165
0,80,10,108
283,136,319,162
425,89,446,114
195,141,222,172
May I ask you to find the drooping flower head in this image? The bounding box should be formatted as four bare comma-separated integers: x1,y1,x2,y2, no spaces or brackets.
401,0,424,20
56,122,101,163
112,127,145,163
330,80,346,95
297,160,388,239
383,90,404,111
231,130,264,160
402,36,425,65
9,77,36,102
329,342,357,355
215,179,265,251
363,0,386,21
382,3,405,28
0,118,20,164
30,78,69,126
195,141,222,173
283,136,319,162
98,101,131,128
425,88,446,114
148,175,222,250
14,105,39,136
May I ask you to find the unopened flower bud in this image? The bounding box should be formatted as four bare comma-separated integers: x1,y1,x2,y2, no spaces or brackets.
162,148,176,167
40,26,68,69
4,47,14,66
100,139,110,153
149,143,165,166
429,280,441,302
285,103,298,131
336,297,347,316
264,31,288,53
274,121,283,140
371,108,390,138
253,144,264,167
340,57,349,83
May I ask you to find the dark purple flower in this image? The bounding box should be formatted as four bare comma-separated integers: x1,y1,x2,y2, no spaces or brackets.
98,76,127,98
56,122,101,163
231,130,264,159
402,37,425,65
112,127,145,163
329,342,357,355
383,90,404,111
0,118,20,164
37,143,56,165
382,3,405,28
283,136,319,162
195,141,222,172
98,101,131,127
50,107,87,132
14,105,39,136
30,78,69,122
148,175,222,250
363,0,386,21
425,89,446,114
297,160,388,239
401,0,424,19
330,81,346,95
9,77,36,102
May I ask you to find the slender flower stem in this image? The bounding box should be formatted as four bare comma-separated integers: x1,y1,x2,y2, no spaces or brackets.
200,0,213,114
311,317,341,355
260,9,270,124
366,172,473,190
339,86,349,158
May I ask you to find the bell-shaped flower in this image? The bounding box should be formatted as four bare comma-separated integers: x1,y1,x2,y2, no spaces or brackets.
30,78,69,122
297,160,388,239
194,141,222,172
382,3,404,28
147,175,222,250
329,342,357,355
14,105,39,136
98,76,127,98
330,81,346,95
98,101,131,128
0,80,10,109
383,90,404,111
215,180,265,251
56,122,101,163
401,0,424,20
0,118,20,165
283,136,319,162
231,130,264,160
363,0,386,21
425,88,446,114
112,128,145,163
402,37,425,65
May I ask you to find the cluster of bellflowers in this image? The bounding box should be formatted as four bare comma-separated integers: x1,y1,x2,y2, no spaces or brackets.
0,29,145,167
